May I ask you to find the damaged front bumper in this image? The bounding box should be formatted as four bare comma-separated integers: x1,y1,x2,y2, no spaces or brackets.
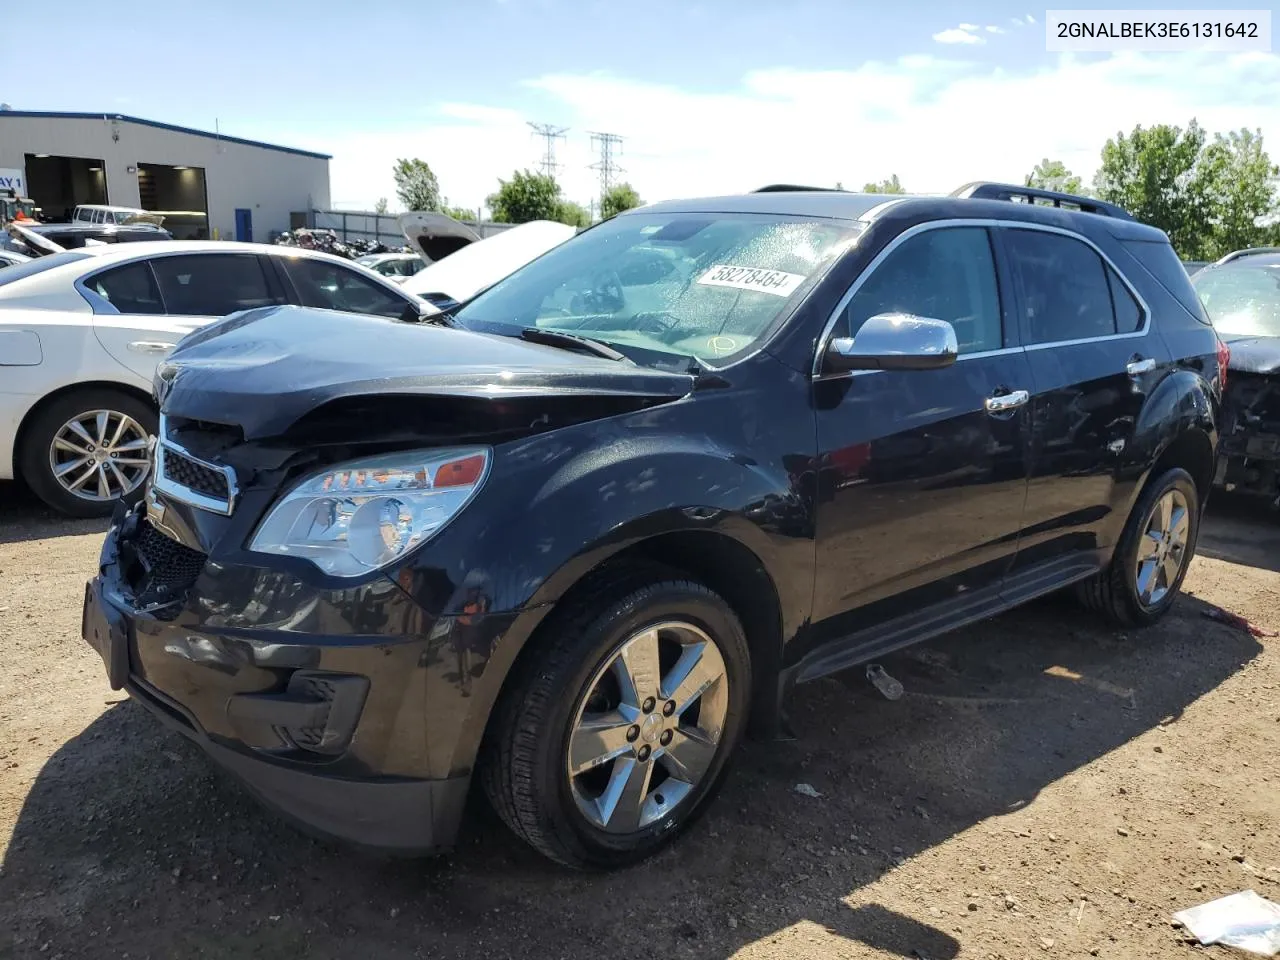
80,499,523,854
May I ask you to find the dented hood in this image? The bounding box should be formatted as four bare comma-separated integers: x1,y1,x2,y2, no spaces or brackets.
158,305,694,440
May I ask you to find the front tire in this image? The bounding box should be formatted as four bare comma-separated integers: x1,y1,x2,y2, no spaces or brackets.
480,571,751,869
19,389,157,519
1077,467,1200,626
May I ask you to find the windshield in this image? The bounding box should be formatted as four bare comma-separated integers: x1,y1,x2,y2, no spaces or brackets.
0,250,91,287
449,212,861,367
1192,261,1280,338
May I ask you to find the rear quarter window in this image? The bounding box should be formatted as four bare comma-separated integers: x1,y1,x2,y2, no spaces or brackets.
1120,239,1212,325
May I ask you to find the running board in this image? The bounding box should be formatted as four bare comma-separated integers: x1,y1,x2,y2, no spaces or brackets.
790,555,1102,686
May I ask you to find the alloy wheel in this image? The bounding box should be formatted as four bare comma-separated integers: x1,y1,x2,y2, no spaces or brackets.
48,409,152,502
1133,488,1191,607
566,620,729,834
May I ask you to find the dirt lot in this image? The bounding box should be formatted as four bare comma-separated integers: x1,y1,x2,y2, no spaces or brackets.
1,486,1278,960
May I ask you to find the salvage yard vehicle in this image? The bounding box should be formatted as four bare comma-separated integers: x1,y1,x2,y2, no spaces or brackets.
0,241,427,517
1192,247,1280,505
82,182,1222,870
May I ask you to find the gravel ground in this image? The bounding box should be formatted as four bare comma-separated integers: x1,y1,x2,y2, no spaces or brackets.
1,484,1278,960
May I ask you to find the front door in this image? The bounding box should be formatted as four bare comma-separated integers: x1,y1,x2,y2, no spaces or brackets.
999,226,1172,568
235,208,253,243
810,224,1033,646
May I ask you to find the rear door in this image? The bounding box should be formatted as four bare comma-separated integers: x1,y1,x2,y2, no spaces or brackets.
89,253,287,380
1001,225,1171,569
810,223,1034,640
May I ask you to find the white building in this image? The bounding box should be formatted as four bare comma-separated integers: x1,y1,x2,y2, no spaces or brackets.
0,110,331,242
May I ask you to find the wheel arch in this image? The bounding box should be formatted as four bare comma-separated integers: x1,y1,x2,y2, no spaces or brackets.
457,525,792,780
12,379,156,477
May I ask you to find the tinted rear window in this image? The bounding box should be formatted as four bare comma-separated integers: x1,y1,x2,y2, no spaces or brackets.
0,251,92,287
1120,239,1212,325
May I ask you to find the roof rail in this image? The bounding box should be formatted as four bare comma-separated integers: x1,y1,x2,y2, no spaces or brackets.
1213,246,1280,266
752,184,842,193
951,182,1133,221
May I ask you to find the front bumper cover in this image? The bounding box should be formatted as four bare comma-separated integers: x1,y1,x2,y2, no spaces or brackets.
80,501,526,855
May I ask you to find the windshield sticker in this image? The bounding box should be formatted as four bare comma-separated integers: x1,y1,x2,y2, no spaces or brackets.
696,264,806,297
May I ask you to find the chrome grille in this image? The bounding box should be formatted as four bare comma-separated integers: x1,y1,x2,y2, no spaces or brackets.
152,415,238,515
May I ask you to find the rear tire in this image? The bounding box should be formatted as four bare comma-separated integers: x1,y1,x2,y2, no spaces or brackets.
479,570,751,869
1077,467,1200,627
19,388,157,519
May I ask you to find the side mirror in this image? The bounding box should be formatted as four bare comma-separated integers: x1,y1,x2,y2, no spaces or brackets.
400,300,436,324
823,313,959,373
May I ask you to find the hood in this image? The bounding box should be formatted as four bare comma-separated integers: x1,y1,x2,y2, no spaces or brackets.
158,305,694,441
1222,335,1280,375
398,211,481,262
400,220,576,307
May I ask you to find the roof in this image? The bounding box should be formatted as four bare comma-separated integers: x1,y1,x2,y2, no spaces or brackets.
637,189,1169,241
641,191,904,222
0,110,331,160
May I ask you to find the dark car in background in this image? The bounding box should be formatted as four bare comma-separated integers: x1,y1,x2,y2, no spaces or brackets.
82,182,1222,869
1192,248,1280,505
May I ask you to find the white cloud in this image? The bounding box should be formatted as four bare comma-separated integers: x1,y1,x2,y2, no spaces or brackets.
317,51,1280,215
933,25,985,44
1025,13,1036,24
985,24,1004,33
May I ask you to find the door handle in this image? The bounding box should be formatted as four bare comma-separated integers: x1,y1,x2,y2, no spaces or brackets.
1126,357,1156,375
985,389,1029,413
127,340,176,354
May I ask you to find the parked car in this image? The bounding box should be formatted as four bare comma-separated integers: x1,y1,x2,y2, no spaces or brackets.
81,182,1221,869
355,251,426,282
1191,247,1280,504
0,241,428,517
3,220,172,256
0,248,30,268
72,204,165,227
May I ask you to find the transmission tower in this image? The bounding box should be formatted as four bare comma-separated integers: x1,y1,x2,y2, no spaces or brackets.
589,131,625,196
527,122,568,178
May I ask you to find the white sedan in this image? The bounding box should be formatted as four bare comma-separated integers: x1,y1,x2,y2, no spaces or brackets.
0,223,576,518
0,241,425,517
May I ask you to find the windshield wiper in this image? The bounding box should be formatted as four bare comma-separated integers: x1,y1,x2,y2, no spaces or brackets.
517,327,631,362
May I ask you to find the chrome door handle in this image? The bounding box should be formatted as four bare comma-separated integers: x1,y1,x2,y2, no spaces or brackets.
985,389,1029,413
127,340,176,354
1126,357,1156,375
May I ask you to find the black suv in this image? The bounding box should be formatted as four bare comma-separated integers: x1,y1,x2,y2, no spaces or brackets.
82,182,1223,869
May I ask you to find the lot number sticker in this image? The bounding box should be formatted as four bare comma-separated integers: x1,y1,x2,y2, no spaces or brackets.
696,264,806,297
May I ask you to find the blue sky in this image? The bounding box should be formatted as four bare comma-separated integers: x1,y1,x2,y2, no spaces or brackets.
5,0,1278,213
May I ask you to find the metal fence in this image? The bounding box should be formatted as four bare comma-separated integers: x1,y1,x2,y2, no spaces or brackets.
308,209,515,248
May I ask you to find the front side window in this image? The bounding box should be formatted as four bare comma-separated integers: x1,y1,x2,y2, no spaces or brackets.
1005,230,1125,344
87,262,164,314
450,213,861,367
1192,261,1280,339
280,257,411,319
149,254,283,317
842,226,1003,355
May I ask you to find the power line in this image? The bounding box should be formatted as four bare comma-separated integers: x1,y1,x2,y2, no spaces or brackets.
527,122,568,178
588,131,625,197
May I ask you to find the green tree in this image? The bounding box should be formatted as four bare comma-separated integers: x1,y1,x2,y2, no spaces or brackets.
487,170,563,223
556,200,591,228
834,181,845,190
1093,120,1210,258
441,203,476,222
600,183,643,220
1195,129,1280,259
1025,159,1084,195
862,174,905,194
373,197,389,215
393,158,441,213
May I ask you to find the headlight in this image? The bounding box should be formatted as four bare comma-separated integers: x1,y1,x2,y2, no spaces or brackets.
247,447,490,577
